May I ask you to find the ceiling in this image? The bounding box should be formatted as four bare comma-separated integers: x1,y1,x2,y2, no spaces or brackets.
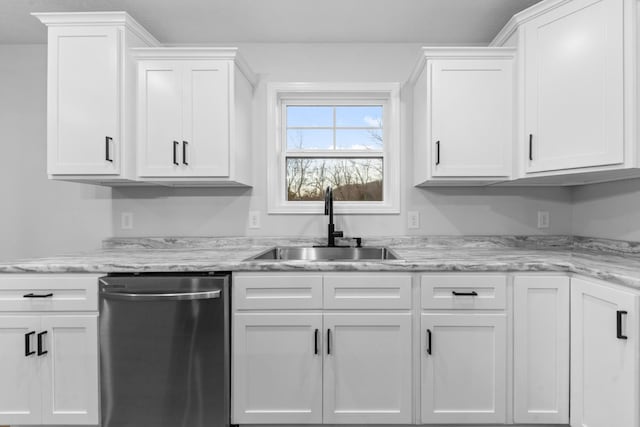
0,0,542,45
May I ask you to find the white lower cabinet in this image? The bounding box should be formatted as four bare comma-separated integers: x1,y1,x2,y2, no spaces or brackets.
513,276,570,424
233,313,323,424
0,274,100,426
570,277,639,427
0,315,99,426
232,273,413,425
323,313,412,424
420,313,507,424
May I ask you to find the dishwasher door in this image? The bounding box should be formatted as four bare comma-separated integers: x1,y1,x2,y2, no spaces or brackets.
99,274,230,427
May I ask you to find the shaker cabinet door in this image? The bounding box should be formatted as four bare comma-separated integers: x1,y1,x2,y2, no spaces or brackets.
0,316,42,425
421,313,507,424
430,58,512,177
233,313,323,424
570,278,639,427
137,61,184,177
40,315,99,425
182,60,230,177
323,313,412,424
524,0,624,173
47,26,120,176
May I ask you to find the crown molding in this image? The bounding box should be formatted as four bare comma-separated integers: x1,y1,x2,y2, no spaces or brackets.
32,11,160,47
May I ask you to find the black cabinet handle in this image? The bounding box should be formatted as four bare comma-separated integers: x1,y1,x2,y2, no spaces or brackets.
327,329,331,355
529,134,533,161
435,141,441,165
182,141,189,165
426,329,432,355
617,310,628,340
173,141,179,165
37,331,48,356
25,331,35,357
314,329,319,355
105,136,113,162
452,291,478,296
23,293,53,298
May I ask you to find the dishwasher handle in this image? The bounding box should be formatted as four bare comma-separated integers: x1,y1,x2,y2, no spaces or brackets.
101,289,221,301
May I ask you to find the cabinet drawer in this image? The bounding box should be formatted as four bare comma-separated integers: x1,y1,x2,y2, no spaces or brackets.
324,274,412,309
421,275,506,310
233,274,323,310
0,275,99,312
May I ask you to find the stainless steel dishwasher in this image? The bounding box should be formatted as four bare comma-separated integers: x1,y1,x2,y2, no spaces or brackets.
99,273,230,427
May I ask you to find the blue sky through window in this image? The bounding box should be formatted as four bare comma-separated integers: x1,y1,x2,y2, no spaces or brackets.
286,105,383,150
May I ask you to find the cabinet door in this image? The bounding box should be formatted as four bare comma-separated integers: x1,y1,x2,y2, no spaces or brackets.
137,60,184,177
524,0,624,173
421,313,506,424
514,276,569,424
40,315,99,425
47,26,120,175
182,60,230,177
233,313,323,424
570,278,639,427
430,58,512,177
323,313,412,424
0,316,41,425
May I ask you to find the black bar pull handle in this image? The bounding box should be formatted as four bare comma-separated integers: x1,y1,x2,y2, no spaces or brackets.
529,134,533,161
327,329,331,355
37,331,48,356
173,141,179,165
314,329,319,355
452,291,478,296
25,331,35,357
426,329,432,355
182,141,189,165
435,141,441,165
105,136,113,162
23,293,54,298
617,310,628,340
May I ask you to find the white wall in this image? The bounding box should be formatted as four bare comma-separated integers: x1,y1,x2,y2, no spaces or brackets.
112,43,572,238
0,45,111,261
571,178,640,241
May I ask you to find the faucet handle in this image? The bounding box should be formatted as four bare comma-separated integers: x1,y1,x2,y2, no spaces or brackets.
348,237,362,248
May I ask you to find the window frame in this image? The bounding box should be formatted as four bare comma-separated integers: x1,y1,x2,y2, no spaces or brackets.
267,82,401,214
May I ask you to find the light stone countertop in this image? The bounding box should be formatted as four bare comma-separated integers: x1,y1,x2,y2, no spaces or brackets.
1,236,640,291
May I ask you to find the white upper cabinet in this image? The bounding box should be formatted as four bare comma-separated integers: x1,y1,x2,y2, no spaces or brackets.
34,12,159,183
134,48,255,186
410,48,515,185
491,0,639,185
523,0,624,173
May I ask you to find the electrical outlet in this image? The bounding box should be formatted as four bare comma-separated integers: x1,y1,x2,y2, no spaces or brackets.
249,211,261,229
537,211,549,229
408,211,420,229
121,212,134,230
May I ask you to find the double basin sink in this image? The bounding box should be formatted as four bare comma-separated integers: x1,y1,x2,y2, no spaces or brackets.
247,246,401,261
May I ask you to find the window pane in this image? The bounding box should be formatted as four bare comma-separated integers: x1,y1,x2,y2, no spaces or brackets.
287,106,333,127
335,106,383,128
286,158,383,202
287,129,333,150
336,129,383,150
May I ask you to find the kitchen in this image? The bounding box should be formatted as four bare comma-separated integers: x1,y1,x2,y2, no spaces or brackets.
0,0,639,426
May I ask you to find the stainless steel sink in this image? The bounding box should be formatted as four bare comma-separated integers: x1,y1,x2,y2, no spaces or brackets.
247,246,401,261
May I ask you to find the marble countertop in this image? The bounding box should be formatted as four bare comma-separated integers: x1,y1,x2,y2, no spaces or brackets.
2,235,640,291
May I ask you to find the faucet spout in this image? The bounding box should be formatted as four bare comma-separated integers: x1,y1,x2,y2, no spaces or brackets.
324,185,342,247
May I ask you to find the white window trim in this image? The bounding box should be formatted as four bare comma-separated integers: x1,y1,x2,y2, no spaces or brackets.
267,82,401,215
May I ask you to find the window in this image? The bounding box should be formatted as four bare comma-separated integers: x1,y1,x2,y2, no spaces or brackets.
267,83,400,214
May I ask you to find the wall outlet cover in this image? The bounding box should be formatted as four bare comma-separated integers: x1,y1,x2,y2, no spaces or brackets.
249,211,261,229
408,211,420,229
537,211,550,229
121,212,134,230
